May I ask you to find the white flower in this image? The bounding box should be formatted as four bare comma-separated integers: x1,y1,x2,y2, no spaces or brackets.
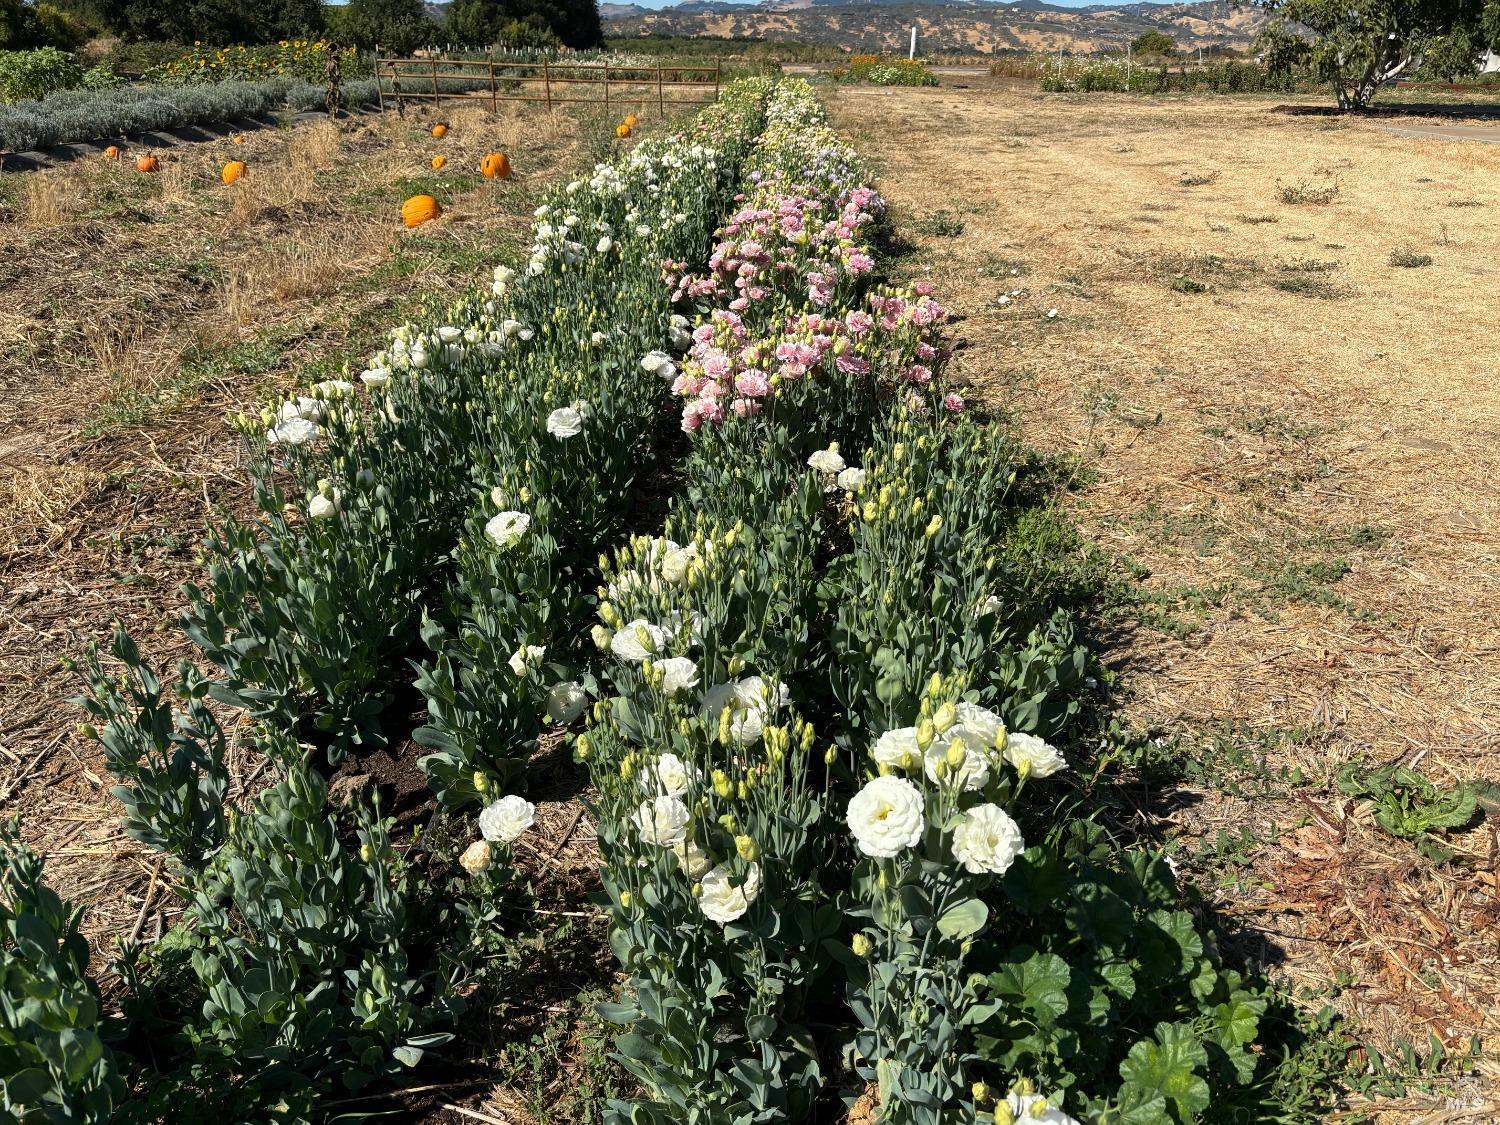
924,733,991,792
651,752,697,798
596,235,614,253
871,727,921,771
807,446,846,474
359,367,391,389
459,840,492,874
702,676,787,745
640,350,674,376
478,795,535,844
697,861,761,924
658,544,699,585
437,327,462,344
506,645,543,677
547,405,585,438
307,493,338,520
545,681,586,724
1005,1091,1080,1125
485,511,530,548
657,656,700,695
836,467,866,492
846,775,925,858
954,703,1004,750
634,794,689,846
266,416,318,445
1004,732,1068,778
611,619,666,663
672,837,712,878
1046,307,1058,319
974,594,1003,617
952,803,1024,875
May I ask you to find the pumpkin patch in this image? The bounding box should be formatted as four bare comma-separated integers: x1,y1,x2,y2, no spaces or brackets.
480,151,511,180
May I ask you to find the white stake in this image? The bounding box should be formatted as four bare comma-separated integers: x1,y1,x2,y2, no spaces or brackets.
910,27,917,60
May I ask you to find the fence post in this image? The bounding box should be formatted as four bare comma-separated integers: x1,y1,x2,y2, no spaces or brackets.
714,62,720,102
488,58,496,112
657,65,664,117
604,66,610,111
431,57,439,101
375,49,383,112
544,60,553,111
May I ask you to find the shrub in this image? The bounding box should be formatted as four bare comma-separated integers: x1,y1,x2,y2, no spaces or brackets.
838,54,939,87
1389,245,1433,267
0,46,83,103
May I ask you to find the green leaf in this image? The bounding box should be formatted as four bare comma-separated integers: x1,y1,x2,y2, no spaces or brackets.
988,948,1070,1025
935,897,988,941
1119,1022,1210,1122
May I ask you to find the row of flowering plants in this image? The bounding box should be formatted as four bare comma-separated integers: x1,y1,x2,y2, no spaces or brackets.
580,80,1292,1125
1,86,786,1121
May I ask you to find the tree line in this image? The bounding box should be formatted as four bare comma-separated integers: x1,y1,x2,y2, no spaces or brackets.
3,0,605,53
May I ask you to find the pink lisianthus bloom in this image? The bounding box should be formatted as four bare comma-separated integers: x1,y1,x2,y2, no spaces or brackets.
916,342,937,360
845,311,874,336
836,354,870,376
731,397,762,418
943,392,965,412
729,298,750,311
693,324,717,345
735,371,771,397
914,280,936,296
672,373,705,397
701,351,731,380
907,364,933,385
847,252,874,275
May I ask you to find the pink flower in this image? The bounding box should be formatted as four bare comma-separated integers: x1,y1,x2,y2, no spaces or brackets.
907,365,933,385
845,311,873,336
943,392,965,412
731,397,762,418
735,371,770,397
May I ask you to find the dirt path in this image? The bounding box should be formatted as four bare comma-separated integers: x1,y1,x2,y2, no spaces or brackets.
1380,120,1500,144
829,84,1500,1103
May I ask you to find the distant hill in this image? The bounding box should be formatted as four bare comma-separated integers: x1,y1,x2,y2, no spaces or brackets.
601,0,1270,55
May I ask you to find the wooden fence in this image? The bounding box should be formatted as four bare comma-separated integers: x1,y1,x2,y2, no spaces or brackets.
374,57,722,116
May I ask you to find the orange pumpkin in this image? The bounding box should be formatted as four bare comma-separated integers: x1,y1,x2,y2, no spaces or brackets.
480,151,511,180
221,160,246,185
231,133,246,144
430,155,447,170
624,113,639,127
102,145,120,161
401,194,441,228
136,154,159,173
431,123,448,138
615,123,631,139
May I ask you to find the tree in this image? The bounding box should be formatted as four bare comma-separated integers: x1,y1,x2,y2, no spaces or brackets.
338,0,435,53
1259,0,1500,109
93,0,323,42
1129,29,1178,57
446,0,601,49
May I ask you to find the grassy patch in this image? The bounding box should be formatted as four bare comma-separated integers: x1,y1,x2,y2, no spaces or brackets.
1275,178,1339,206
915,209,965,236
1388,245,1433,268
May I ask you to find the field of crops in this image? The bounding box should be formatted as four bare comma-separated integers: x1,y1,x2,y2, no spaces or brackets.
3,71,1495,1124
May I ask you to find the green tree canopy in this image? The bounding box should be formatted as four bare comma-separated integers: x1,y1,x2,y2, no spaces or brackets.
446,0,601,49
1260,0,1500,108
92,0,324,43
1129,29,1178,57
336,0,436,52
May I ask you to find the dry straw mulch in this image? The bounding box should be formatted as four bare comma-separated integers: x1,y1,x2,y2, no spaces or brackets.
829,84,1500,1114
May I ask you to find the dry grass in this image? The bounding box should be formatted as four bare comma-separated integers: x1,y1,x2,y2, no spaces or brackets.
829,84,1500,1107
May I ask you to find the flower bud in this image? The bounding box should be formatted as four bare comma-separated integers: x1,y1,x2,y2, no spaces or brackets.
460,840,492,874
925,515,943,539
473,771,490,793
735,835,759,861
934,702,956,733
359,843,374,862
824,746,838,765
993,1104,1014,1125
971,1081,989,1103
927,671,943,697
599,602,620,628
634,622,656,654
727,653,745,676
620,759,634,781
591,624,612,651
851,933,873,958
801,723,815,751
916,719,934,751
76,722,98,740
945,741,967,771
619,891,632,909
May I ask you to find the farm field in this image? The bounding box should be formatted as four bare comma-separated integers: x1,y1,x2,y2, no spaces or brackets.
828,84,1500,1109
2,73,1497,1124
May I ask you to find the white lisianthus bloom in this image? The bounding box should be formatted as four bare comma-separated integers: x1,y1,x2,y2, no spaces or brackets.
807,446,846,474
279,396,324,422
266,416,319,445
545,681,586,724
702,676,788,745
974,594,1004,618
307,494,338,520
672,837,712,878
634,794,690,846
596,236,614,253
1005,1091,1080,1125
478,795,535,844
508,645,544,677
871,727,921,772
437,326,462,344
846,775,925,858
610,619,666,663
459,840,492,874
952,803,1024,875
697,861,761,924
656,656,700,695
485,511,530,548
836,467,867,492
590,330,609,346
547,405,585,439
924,734,991,792
359,367,391,390
652,752,697,798
954,703,1005,749
640,351,676,380
658,544,699,585
1004,732,1068,778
